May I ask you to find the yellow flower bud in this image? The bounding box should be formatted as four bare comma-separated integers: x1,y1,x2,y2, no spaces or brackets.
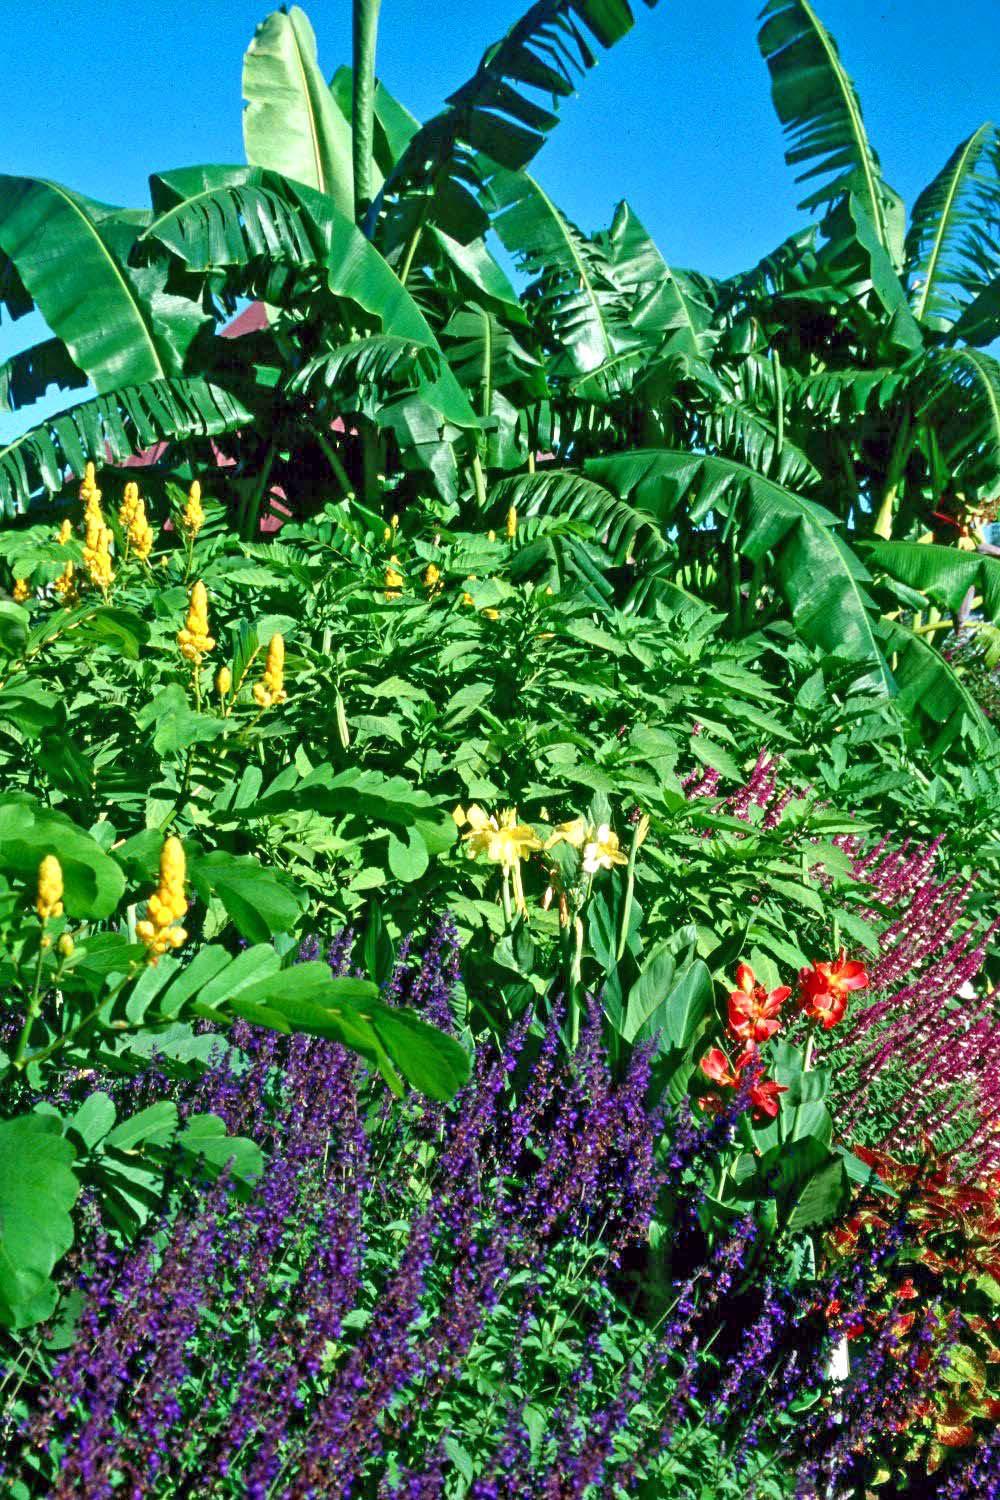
390,513,399,532
12,578,30,603
57,932,75,958
57,518,73,545
423,562,442,595
36,855,64,921
216,665,232,698
118,481,141,529
177,580,215,664
383,526,392,543
252,633,287,709
126,496,155,562
487,530,496,543
506,506,517,540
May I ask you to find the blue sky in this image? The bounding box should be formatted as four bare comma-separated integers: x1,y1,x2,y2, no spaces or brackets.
2,0,999,443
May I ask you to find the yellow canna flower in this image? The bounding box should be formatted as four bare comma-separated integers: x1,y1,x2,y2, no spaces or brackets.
177,580,215,664
136,836,188,963
57,518,73,545
253,633,287,709
181,479,204,541
423,562,442,596
546,818,629,874
54,559,78,603
506,505,517,540
126,497,155,562
36,855,64,921
12,578,30,603
384,556,404,600
582,823,628,875
545,817,589,852
216,665,232,699
461,806,542,870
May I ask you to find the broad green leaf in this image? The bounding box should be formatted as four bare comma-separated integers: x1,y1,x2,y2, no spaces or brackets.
0,794,126,918
242,6,354,217
0,1114,79,1329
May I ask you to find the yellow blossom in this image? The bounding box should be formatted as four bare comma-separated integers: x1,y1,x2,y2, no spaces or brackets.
36,855,64,921
12,578,30,603
423,562,442,595
216,665,232,699
546,817,628,875
482,607,500,621
545,817,589,852
136,836,188,963
83,513,114,592
253,633,287,708
461,806,541,870
54,560,77,603
582,823,628,874
506,505,517,540
118,481,141,529
384,556,404,600
126,497,155,562
57,518,73,545
177,580,215,664
181,479,204,541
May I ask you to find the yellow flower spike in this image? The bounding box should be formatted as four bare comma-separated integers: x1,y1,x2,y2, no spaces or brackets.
423,562,442,596
57,518,73,545
126,497,155,562
461,806,542,870
177,579,215,664
54,559,77,603
582,823,628,875
506,505,517,540
136,836,189,964
118,481,141,529
216,665,232,699
12,578,30,603
82,512,114,592
181,479,204,541
36,855,64,921
253,633,287,709
384,556,404,600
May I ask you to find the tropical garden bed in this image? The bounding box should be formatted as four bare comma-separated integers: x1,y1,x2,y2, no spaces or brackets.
3,0,1000,1494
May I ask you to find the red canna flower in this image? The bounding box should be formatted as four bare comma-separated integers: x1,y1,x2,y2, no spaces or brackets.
699,1047,741,1088
748,1074,787,1119
798,949,870,1029
728,963,791,1044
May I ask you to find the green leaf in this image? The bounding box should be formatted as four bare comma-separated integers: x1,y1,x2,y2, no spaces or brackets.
0,794,126,918
188,851,305,943
242,6,354,218
757,0,901,259
0,602,28,656
104,1101,179,1151
176,1114,263,1184
0,1114,79,1329
137,684,229,757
